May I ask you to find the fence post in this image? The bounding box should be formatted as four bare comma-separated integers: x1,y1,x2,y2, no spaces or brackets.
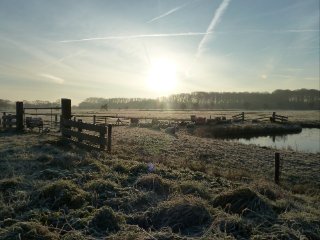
241,112,244,122
275,152,280,184
16,101,24,131
272,112,276,122
107,124,112,152
2,112,6,129
93,115,96,124
61,98,71,138
55,114,58,124
77,119,83,143
99,127,106,150
9,114,12,128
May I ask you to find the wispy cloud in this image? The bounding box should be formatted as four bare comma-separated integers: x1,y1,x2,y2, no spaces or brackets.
147,1,193,23
213,29,319,34
59,32,210,43
41,50,84,70
196,0,231,57
39,73,64,84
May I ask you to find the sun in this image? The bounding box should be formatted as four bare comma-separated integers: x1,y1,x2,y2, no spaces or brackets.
146,58,177,94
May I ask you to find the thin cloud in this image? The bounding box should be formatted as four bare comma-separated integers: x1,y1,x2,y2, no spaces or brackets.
42,50,85,70
59,32,210,43
196,0,231,57
213,29,319,34
39,73,64,84
147,1,193,23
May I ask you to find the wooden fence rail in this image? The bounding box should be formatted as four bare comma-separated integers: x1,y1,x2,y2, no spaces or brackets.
271,112,288,123
61,118,112,151
232,112,245,122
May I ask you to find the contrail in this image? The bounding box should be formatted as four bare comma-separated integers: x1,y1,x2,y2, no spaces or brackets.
39,73,64,84
196,0,231,57
147,1,192,23
59,32,210,43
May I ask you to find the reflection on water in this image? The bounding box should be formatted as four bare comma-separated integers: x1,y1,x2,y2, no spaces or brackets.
231,128,320,153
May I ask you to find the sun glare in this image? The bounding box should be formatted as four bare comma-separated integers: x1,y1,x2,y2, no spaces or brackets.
147,58,177,94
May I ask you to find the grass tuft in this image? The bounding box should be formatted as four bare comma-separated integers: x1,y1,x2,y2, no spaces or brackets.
177,180,211,199
0,177,22,192
211,187,276,218
130,196,212,236
135,174,171,195
36,179,88,210
89,206,123,233
0,221,59,240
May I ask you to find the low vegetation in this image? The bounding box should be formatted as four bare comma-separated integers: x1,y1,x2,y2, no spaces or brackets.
0,126,319,239
194,122,302,138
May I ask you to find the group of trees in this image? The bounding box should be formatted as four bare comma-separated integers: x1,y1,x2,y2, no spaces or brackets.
1,89,319,110
0,100,60,109
78,89,319,110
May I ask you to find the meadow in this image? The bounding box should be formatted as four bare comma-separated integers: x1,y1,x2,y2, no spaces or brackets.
0,110,319,239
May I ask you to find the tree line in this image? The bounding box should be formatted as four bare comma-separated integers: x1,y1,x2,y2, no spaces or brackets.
78,89,319,110
0,100,60,110
0,89,319,110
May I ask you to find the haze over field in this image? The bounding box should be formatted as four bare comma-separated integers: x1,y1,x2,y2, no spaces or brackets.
0,0,319,104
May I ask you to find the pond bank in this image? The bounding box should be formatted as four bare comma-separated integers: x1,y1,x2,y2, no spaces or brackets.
193,123,302,139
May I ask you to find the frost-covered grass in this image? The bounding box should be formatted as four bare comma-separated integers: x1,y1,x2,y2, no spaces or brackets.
0,128,319,239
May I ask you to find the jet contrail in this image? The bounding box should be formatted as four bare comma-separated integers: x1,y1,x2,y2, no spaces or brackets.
59,32,210,43
196,0,231,57
147,1,193,23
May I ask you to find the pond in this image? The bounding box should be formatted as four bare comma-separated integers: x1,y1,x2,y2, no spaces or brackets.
229,128,320,154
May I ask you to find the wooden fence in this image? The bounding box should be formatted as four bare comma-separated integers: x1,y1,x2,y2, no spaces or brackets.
24,106,61,130
271,112,288,123
232,112,245,122
61,118,112,151
1,113,16,129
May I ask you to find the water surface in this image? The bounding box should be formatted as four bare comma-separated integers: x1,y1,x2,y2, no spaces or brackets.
230,128,320,153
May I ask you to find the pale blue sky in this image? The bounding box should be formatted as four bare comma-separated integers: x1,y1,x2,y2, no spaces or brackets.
0,0,319,103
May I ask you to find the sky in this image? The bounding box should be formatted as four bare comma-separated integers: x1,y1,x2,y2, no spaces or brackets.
0,0,319,104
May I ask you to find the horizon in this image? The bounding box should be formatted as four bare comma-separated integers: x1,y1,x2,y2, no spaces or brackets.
1,88,319,108
0,0,319,104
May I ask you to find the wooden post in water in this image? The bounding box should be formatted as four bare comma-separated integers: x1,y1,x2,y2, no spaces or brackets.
275,152,280,184
107,124,112,152
16,102,24,131
93,115,96,124
241,112,244,122
61,98,71,138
